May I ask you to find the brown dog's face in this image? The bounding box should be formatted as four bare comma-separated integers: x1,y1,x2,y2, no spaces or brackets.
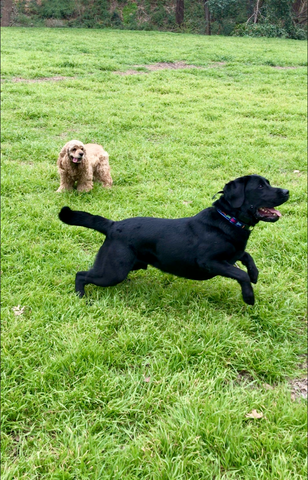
67,141,85,164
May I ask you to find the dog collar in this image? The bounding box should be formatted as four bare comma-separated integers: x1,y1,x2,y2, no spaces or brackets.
216,209,252,231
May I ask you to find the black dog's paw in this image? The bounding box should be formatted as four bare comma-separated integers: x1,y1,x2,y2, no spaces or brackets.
244,295,255,306
242,284,255,305
248,268,259,284
75,289,85,299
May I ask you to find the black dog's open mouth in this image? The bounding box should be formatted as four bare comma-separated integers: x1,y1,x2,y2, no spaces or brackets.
255,207,281,221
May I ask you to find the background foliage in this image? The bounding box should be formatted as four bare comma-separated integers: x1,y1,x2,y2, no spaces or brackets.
11,0,308,38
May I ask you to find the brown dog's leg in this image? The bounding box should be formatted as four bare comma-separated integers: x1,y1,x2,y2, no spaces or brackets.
57,176,74,192
95,162,113,188
76,181,93,192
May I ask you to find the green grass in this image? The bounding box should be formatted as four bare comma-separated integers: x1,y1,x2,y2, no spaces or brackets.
1,27,307,479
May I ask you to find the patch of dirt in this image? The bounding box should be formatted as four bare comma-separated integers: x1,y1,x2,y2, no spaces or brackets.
206,61,226,68
114,61,227,75
58,129,79,139
20,162,34,166
290,377,307,401
114,61,206,75
12,76,73,83
271,66,299,70
145,61,202,71
115,69,146,76
235,370,255,385
298,353,307,371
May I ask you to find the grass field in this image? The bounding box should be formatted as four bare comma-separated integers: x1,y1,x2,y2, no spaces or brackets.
1,27,307,479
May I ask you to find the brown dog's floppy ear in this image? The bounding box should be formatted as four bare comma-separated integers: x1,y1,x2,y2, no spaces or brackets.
59,145,67,158
223,177,248,209
57,144,68,169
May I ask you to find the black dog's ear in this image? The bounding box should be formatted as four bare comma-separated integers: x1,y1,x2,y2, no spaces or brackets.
223,177,248,209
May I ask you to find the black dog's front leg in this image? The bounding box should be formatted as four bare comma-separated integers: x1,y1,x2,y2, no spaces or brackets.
204,260,255,305
239,252,258,284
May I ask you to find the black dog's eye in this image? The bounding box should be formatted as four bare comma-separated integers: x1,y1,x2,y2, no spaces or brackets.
258,184,264,189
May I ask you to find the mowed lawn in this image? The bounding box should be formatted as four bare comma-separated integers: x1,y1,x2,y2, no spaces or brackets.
1,28,307,479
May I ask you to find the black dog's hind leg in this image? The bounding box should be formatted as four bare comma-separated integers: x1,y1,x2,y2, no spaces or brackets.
239,252,258,284
75,241,136,297
131,260,148,271
203,260,255,305
75,270,91,298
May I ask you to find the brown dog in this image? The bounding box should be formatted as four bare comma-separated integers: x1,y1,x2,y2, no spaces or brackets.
57,140,113,192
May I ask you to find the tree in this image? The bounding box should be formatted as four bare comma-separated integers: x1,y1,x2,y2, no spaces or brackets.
247,0,263,23
176,0,184,26
204,0,211,35
1,0,13,26
293,0,308,24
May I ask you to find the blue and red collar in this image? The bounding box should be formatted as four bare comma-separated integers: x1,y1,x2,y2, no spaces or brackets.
216,208,252,231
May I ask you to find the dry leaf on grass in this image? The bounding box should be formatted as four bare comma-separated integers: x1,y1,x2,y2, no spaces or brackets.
245,409,265,419
12,305,25,316
263,383,273,390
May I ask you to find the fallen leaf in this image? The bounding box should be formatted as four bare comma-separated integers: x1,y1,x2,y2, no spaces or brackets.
245,409,264,419
12,305,25,316
144,376,150,383
263,383,273,390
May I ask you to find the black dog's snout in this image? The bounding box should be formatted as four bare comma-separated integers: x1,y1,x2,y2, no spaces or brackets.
282,189,289,197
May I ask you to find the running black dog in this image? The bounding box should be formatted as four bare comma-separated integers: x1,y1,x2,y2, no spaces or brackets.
59,175,289,305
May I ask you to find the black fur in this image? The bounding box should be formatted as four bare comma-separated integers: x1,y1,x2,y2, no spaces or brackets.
59,175,289,305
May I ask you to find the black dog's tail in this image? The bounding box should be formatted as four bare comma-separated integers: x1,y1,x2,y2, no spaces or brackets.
59,206,112,235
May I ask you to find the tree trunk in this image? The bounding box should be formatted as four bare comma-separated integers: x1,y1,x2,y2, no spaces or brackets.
204,0,211,35
1,0,13,26
176,0,184,26
253,0,261,23
293,0,308,24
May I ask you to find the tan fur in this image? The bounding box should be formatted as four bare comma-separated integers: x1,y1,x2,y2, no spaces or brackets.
57,140,113,192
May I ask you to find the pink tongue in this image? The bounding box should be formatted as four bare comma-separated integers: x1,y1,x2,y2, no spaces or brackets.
72,158,79,163
267,207,281,217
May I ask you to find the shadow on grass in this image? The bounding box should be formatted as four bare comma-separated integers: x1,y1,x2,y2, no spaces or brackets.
83,268,250,314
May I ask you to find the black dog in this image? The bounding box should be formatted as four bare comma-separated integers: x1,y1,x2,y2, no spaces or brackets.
59,175,289,305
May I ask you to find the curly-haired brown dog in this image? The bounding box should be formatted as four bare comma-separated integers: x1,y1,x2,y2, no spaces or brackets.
57,140,113,192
